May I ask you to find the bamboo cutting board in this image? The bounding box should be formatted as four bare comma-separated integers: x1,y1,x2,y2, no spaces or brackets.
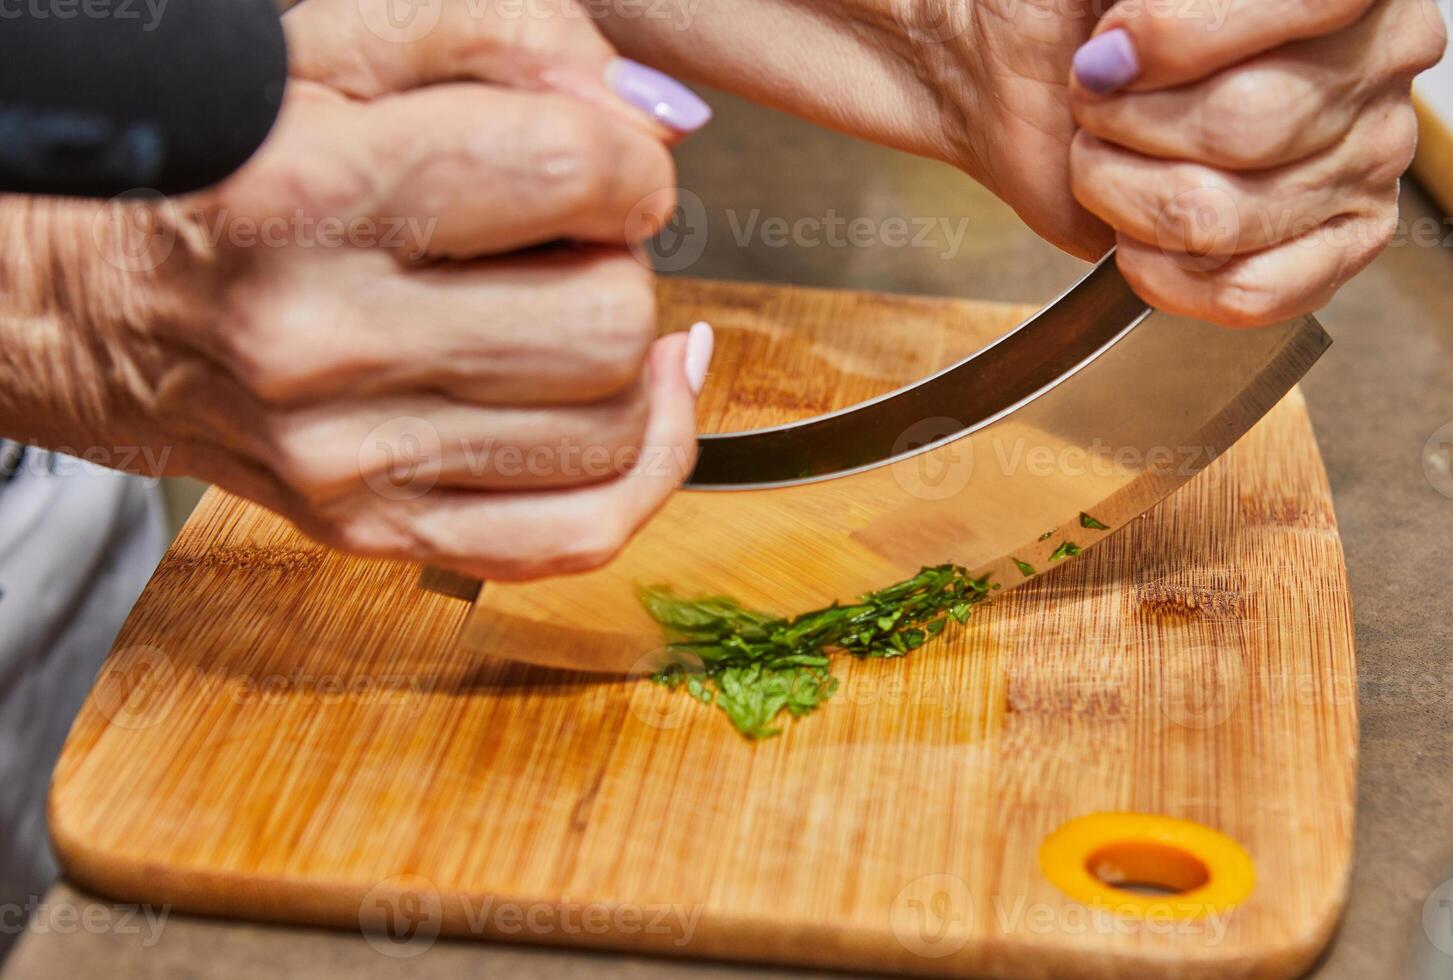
50,278,1356,979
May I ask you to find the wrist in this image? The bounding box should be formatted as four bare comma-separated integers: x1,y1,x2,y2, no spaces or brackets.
0,197,193,464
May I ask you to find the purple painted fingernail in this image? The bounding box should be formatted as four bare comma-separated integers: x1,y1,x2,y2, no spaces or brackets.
607,58,713,133
1073,29,1140,95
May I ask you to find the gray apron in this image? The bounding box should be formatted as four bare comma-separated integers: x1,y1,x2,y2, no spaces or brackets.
0,444,165,957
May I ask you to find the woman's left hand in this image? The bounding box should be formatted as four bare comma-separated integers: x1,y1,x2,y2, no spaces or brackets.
1068,0,1446,326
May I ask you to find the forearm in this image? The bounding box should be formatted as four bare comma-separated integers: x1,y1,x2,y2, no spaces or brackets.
596,0,976,170
0,199,183,462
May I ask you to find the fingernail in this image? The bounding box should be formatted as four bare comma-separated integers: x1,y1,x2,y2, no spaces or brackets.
1073,28,1140,95
683,321,714,395
607,58,713,133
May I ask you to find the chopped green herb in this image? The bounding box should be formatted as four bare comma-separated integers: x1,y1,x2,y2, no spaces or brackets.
1079,513,1110,531
638,564,994,739
1049,540,1083,560
1014,558,1037,577
1038,530,1054,541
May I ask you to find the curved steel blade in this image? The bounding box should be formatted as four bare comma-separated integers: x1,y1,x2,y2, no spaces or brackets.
446,256,1330,673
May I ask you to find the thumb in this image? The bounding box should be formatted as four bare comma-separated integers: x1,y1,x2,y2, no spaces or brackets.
1071,0,1376,95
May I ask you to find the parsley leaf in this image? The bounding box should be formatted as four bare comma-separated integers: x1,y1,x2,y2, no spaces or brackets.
639,564,994,739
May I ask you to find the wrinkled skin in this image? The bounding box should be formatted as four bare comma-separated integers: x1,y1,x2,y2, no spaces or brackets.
0,0,706,582
604,0,1445,326
922,0,1447,325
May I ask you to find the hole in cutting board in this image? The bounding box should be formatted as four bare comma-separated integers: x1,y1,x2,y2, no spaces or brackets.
1085,840,1210,896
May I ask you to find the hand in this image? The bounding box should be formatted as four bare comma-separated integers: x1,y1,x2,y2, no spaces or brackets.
931,0,1445,325
0,0,716,581
594,0,1442,326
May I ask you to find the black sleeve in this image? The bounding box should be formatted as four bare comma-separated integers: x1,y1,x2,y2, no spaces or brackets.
0,0,288,198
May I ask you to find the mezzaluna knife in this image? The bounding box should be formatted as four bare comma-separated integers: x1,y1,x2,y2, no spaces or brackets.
423,254,1329,673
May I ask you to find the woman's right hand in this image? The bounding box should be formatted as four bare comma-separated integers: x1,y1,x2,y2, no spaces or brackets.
0,0,714,581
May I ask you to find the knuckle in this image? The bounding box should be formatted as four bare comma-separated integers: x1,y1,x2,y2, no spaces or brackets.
1372,104,1422,184
224,296,352,401
1362,205,1399,255
526,100,614,215
225,107,379,221
1209,275,1286,329
576,256,658,395
1131,16,1192,70
1154,170,1241,252
269,426,345,495
589,385,653,458
556,510,633,572
625,160,678,241
1384,0,1447,77
1197,71,1299,168
469,509,634,580
1415,7,1450,71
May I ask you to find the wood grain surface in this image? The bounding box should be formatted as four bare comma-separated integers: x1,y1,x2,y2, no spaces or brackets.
49,278,1356,979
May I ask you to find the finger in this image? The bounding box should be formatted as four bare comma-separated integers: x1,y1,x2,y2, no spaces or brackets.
161,438,313,524
216,247,660,407
365,84,677,256
285,0,709,139
1070,102,1416,255
214,82,676,258
1072,0,1447,169
316,328,708,581
1114,209,1397,328
1072,0,1380,95
157,354,654,497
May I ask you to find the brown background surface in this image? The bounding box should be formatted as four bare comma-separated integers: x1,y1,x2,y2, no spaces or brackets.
6,90,1453,979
